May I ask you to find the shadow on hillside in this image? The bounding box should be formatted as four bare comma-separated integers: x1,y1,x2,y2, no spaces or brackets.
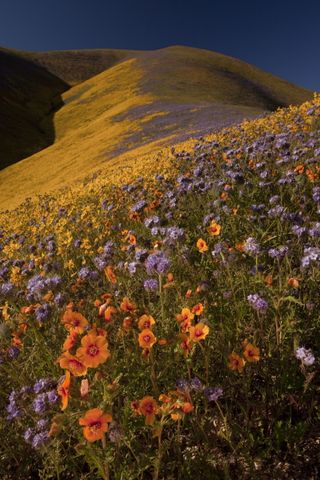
0,50,68,170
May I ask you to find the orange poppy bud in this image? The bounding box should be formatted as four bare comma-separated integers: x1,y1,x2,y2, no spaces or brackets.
288,277,299,289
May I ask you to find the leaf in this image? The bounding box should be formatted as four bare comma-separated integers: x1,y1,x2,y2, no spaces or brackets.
281,296,304,306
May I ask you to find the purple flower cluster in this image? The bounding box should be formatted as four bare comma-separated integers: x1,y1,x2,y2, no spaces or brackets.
295,347,315,366
247,294,268,313
145,251,170,275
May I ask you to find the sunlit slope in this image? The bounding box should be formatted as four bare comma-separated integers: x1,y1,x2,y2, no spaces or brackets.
0,45,312,210
0,47,68,169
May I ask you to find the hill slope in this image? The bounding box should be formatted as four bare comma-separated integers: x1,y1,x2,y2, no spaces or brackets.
0,45,313,209
0,47,68,169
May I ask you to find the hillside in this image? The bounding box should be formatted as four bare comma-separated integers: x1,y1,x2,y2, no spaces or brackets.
0,95,319,479
0,45,313,210
0,47,68,169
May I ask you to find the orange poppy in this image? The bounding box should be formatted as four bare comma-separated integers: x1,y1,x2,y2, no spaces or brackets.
63,331,78,351
77,332,110,368
139,396,159,425
176,308,194,324
61,310,88,334
79,408,112,443
57,371,71,411
207,221,221,236
179,333,192,357
189,322,209,342
127,234,137,246
288,277,299,289
122,316,134,331
120,297,137,312
58,352,88,376
228,352,245,372
196,238,208,253
243,343,260,362
104,306,117,323
138,314,156,331
192,303,204,316
181,402,194,413
138,329,157,349
105,266,117,284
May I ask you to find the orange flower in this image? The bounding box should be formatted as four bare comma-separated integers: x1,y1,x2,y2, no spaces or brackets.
139,396,159,425
63,331,78,351
61,310,88,334
179,333,192,357
104,306,117,323
79,408,112,442
127,234,137,246
105,266,117,284
171,412,182,421
196,238,208,253
192,303,204,316
189,322,209,342
138,329,157,349
167,272,174,283
176,308,194,324
228,352,245,372
122,316,134,331
264,274,273,286
58,352,88,376
294,164,304,174
243,343,260,363
57,371,71,411
288,277,299,289
138,314,156,330
120,297,137,312
207,221,221,236
77,332,110,368
181,402,194,413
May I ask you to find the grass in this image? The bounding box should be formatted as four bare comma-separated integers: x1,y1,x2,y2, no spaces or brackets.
0,45,313,210
0,94,319,479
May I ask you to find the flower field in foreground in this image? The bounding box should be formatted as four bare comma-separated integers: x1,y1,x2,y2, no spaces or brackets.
1,94,320,479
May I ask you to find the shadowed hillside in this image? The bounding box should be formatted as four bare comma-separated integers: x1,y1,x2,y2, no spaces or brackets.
0,48,68,169
0,45,313,209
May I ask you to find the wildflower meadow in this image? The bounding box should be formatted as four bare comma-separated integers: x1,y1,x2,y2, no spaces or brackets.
1,94,320,479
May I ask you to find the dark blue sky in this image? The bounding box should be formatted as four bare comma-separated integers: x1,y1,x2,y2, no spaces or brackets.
1,0,319,91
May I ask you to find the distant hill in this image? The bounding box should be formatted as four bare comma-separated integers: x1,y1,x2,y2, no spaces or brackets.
0,45,313,209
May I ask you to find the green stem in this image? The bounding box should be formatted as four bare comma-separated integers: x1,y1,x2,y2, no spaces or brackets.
101,434,110,480
153,426,163,480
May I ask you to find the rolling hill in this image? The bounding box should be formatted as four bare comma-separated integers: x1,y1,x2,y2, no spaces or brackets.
0,45,313,210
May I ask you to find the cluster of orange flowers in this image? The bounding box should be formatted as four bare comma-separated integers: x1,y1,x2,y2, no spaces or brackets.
57,308,111,409
176,304,209,356
196,220,221,253
131,389,194,426
228,340,260,373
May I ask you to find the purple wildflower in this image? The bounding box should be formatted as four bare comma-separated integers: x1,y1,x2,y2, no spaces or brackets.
247,294,268,313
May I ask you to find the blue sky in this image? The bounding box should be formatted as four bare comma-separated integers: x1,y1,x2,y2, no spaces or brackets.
1,0,319,90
